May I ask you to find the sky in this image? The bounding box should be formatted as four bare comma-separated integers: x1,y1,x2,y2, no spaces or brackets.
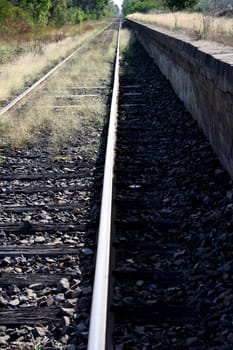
113,0,123,9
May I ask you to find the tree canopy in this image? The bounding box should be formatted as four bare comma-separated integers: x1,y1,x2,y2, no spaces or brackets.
0,0,117,32
122,0,199,14
165,0,199,10
122,0,164,15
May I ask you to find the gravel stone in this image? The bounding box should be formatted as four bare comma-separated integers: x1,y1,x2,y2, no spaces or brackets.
57,278,70,292
0,335,10,345
81,286,92,295
82,248,94,256
32,326,46,338
112,35,233,349
29,283,44,290
8,298,20,306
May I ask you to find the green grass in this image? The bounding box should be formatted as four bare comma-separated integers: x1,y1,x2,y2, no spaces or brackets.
52,155,72,161
0,156,6,164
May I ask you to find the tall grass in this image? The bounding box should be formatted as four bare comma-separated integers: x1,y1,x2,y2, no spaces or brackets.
0,20,108,106
128,12,233,45
0,29,118,150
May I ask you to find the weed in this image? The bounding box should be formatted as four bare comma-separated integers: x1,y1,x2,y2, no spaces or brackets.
199,13,214,39
0,118,11,147
52,154,72,161
0,156,6,164
35,345,43,350
174,12,179,30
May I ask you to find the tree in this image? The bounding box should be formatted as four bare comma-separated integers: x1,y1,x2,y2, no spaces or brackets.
105,0,119,16
0,0,114,32
22,0,52,24
49,0,67,25
165,0,198,10
0,0,13,23
122,0,164,15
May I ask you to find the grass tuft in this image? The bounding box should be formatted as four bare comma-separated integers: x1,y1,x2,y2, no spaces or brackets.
52,155,72,161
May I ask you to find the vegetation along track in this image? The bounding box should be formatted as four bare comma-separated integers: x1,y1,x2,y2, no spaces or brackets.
0,20,120,349
108,33,233,349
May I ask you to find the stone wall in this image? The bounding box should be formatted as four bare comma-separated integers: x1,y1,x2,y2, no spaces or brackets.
127,19,233,177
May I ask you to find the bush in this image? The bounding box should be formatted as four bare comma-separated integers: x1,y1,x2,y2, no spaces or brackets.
7,8,33,33
0,2,33,34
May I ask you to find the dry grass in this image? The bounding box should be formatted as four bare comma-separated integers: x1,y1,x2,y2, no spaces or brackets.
0,28,118,150
0,21,107,60
0,21,108,105
128,12,233,45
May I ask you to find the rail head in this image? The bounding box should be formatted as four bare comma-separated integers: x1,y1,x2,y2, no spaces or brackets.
87,19,121,350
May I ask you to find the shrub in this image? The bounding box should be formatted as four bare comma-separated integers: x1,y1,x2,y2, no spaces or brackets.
0,2,33,34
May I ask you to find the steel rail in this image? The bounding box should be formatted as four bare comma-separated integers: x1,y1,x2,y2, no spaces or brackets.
0,21,116,117
87,19,121,350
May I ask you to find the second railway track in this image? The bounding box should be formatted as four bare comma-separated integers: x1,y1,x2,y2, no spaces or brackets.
0,19,120,349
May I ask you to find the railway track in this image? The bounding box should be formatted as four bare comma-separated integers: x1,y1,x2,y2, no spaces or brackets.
88,29,233,349
0,20,120,349
1,19,233,350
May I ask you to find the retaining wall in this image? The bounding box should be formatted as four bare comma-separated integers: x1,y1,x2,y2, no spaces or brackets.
127,19,233,177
